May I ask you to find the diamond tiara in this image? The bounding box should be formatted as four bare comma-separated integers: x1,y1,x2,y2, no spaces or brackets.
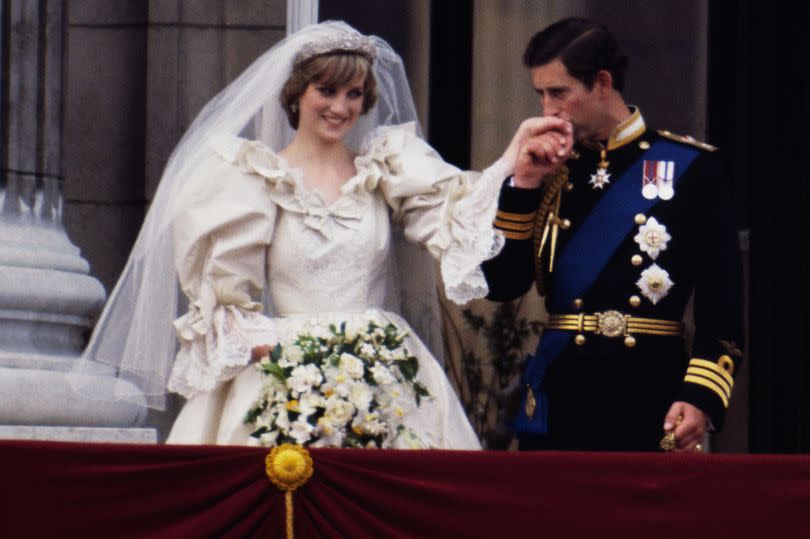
294,33,377,66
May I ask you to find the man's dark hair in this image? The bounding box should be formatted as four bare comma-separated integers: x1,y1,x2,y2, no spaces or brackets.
523,18,628,92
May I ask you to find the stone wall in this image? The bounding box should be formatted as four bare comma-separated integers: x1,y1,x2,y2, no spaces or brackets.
63,0,286,294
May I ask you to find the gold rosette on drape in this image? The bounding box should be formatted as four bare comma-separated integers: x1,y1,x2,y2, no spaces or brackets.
265,444,314,539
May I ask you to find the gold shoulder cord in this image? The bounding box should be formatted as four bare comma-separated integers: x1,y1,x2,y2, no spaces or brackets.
533,167,570,296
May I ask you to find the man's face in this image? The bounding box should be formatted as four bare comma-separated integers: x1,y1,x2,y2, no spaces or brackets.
530,59,602,142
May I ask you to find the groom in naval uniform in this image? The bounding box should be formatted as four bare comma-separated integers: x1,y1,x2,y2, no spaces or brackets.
482,18,743,452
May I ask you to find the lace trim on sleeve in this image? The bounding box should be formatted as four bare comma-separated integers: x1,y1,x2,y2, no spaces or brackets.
439,158,509,304
168,305,277,399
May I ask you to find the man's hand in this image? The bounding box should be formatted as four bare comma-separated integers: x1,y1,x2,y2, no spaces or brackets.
502,117,574,188
663,401,708,452
513,131,573,188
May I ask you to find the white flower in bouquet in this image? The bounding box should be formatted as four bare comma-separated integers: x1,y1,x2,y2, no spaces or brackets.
370,363,396,385
356,411,386,436
313,419,345,447
323,396,355,427
356,342,376,360
279,344,304,368
290,418,315,445
254,408,274,430
288,364,323,396
298,392,326,417
348,382,373,410
274,406,290,431
339,352,365,379
321,364,341,384
379,385,415,418
321,366,350,397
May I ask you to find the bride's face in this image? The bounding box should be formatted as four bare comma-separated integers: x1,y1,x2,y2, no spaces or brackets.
298,72,366,144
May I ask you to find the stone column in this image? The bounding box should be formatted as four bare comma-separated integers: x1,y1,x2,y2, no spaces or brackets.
287,0,318,35
0,0,152,442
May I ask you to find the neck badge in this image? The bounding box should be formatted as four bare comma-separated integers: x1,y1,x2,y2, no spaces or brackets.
589,147,611,190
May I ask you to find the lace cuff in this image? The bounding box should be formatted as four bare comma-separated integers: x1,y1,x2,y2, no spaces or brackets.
168,305,277,399
440,158,509,304
357,123,509,305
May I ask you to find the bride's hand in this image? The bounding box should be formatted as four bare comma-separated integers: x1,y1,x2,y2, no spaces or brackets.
513,130,574,189
250,344,274,363
501,117,573,171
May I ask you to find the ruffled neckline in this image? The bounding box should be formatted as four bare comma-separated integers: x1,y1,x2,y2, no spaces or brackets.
208,122,418,238
274,155,366,209
209,121,417,209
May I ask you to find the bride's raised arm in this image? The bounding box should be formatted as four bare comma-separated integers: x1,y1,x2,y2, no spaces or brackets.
363,122,512,305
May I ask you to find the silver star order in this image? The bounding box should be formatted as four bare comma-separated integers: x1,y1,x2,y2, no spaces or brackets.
633,217,671,260
589,168,611,189
636,263,674,305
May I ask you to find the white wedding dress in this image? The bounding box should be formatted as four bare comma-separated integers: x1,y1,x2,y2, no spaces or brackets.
165,122,508,449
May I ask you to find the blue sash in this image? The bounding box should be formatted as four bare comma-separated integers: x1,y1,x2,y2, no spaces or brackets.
514,139,700,436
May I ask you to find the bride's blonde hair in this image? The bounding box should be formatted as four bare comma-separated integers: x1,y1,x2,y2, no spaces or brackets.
280,52,378,128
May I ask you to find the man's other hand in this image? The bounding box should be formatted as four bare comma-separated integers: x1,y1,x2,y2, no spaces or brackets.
663,401,708,452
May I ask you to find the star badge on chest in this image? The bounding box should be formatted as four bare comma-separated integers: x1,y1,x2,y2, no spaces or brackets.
633,217,671,260
636,263,674,305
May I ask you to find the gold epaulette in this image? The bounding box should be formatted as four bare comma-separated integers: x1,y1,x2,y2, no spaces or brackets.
657,130,717,152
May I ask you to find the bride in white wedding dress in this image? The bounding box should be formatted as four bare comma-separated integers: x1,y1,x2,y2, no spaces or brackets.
77,21,537,449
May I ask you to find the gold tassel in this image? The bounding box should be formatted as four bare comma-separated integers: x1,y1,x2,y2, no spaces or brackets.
265,444,314,539
548,194,562,272
537,211,554,260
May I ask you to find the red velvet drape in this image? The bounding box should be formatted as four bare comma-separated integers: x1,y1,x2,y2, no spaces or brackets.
2,441,809,538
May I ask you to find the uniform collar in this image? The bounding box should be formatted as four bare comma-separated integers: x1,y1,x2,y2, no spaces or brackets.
580,106,646,152
606,106,645,150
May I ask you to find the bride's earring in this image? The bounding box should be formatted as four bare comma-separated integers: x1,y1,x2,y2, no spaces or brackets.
291,101,299,113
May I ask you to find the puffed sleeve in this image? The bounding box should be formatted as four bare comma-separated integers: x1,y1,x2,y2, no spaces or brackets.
168,135,282,399
358,122,511,304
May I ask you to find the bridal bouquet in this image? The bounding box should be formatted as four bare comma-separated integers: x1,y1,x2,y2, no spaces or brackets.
245,321,430,448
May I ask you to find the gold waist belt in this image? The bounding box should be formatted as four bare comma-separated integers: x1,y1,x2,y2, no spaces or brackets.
547,311,683,347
